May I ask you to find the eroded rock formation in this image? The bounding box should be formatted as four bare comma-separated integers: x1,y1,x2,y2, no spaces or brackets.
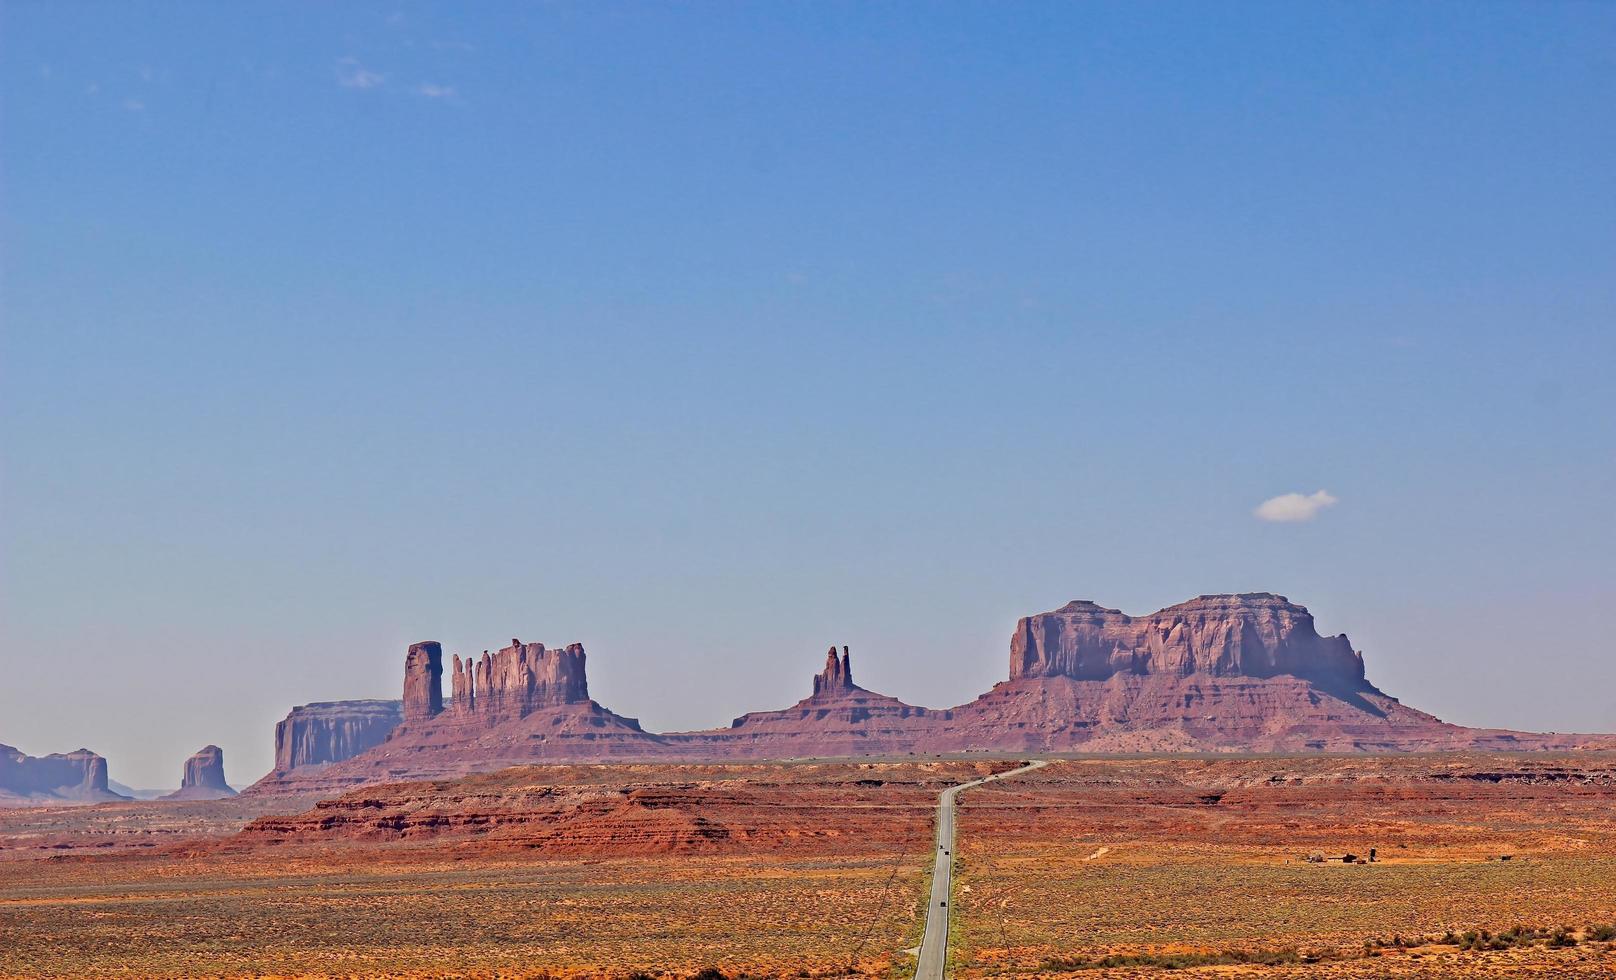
667,645,944,758
272,700,402,772
1010,594,1368,688
940,594,1432,754
402,641,444,721
245,593,1615,796
812,646,854,696
450,640,590,720
248,637,657,796
0,744,128,806
161,745,237,801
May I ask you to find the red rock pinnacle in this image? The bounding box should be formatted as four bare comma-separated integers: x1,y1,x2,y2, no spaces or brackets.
812,645,855,697
402,641,444,721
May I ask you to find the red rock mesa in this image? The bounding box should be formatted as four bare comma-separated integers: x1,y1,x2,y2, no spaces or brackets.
0,744,128,806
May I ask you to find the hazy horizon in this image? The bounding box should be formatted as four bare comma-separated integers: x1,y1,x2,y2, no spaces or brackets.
4,2,1613,789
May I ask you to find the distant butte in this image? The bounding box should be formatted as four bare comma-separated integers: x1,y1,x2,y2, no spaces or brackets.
160,745,238,801
245,593,1616,796
0,744,130,807
665,645,946,758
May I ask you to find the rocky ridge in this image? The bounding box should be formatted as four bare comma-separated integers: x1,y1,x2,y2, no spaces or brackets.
232,761,1011,856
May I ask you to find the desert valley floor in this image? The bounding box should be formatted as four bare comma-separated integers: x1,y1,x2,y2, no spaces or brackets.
3,753,1616,979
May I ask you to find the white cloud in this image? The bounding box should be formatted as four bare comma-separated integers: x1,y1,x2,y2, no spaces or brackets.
1254,490,1339,523
415,83,456,99
336,57,385,90
121,98,145,112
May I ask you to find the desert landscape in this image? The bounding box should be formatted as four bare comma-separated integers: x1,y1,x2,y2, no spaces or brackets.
951,754,1616,978
6,3,1612,977
5,596,1616,977
4,754,1616,978
0,761,999,978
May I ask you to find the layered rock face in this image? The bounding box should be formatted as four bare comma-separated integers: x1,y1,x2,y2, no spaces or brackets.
0,744,129,806
449,640,591,720
248,638,661,795
1010,594,1368,687
233,761,1013,856
272,700,402,772
951,594,1457,753
161,745,237,801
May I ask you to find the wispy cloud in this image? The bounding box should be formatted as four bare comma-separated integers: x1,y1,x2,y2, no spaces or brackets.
336,57,385,90
122,98,146,112
414,83,456,100
1254,490,1338,523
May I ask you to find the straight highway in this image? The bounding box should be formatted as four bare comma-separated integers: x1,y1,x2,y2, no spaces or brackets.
913,759,1048,980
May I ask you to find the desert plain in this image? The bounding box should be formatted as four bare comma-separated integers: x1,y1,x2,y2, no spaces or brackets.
2,753,1615,979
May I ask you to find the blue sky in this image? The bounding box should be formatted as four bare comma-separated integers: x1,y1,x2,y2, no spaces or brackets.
4,2,1613,788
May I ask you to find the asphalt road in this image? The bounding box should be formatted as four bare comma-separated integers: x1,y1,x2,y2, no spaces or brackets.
913,759,1048,980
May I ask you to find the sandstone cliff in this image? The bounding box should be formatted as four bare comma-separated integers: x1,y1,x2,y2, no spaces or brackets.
247,638,659,796
449,640,590,721
1010,594,1369,688
161,745,237,801
402,641,444,721
272,700,402,772
942,594,1497,754
0,744,129,807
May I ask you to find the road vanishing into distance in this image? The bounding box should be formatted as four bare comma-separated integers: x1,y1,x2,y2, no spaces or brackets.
914,759,1048,980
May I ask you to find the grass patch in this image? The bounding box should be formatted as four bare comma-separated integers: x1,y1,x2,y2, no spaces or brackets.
1041,948,1303,971
1409,922,1616,952
1030,923,1616,974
